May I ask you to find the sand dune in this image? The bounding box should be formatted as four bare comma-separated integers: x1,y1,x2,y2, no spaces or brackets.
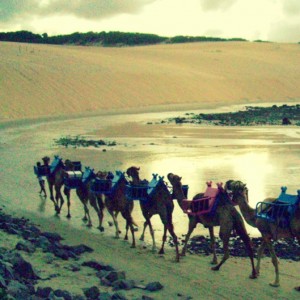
1,41,300,121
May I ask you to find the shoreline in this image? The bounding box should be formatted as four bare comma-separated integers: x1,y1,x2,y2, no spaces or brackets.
1,100,300,130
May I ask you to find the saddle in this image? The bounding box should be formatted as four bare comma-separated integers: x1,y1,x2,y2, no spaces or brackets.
125,174,169,202
182,181,223,217
256,187,300,228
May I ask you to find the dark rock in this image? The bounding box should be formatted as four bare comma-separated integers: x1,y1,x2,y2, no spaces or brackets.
83,285,100,299
66,244,93,255
112,279,135,291
54,289,73,300
41,232,63,242
145,281,163,292
33,236,51,251
15,240,36,253
3,251,39,280
82,260,114,272
7,280,34,299
36,286,53,298
104,271,126,284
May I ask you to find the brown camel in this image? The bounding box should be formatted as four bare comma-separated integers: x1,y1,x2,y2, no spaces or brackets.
100,170,137,248
225,180,300,289
167,173,257,277
42,156,75,218
75,167,105,231
126,166,180,262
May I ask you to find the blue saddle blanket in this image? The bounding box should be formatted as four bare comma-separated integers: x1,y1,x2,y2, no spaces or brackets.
256,187,300,228
126,174,168,201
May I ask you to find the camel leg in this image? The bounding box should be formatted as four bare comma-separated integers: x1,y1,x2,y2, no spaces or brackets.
265,240,280,287
94,195,104,232
236,227,257,279
48,183,59,212
208,226,218,265
63,187,71,218
139,221,148,241
143,218,156,252
166,222,180,263
108,210,120,239
83,202,92,227
211,234,230,271
158,225,167,255
89,195,104,231
121,212,136,248
55,186,64,214
256,240,267,275
181,217,197,256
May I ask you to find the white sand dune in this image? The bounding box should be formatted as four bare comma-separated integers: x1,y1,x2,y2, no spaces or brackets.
1,41,300,121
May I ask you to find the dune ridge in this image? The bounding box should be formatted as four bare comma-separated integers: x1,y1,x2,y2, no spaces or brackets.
1,41,300,121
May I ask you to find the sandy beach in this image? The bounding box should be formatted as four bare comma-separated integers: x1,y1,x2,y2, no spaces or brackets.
0,41,300,299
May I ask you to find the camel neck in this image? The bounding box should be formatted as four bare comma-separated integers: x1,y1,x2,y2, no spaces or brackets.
172,186,185,210
236,194,257,228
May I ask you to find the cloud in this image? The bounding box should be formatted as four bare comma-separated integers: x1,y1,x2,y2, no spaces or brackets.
200,0,237,11
268,20,300,43
0,0,157,24
282,0,300,17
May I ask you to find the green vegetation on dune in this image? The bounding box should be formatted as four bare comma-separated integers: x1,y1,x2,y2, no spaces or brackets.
0,30,248,46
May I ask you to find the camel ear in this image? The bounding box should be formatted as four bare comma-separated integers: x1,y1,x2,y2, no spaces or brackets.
179,177,182,181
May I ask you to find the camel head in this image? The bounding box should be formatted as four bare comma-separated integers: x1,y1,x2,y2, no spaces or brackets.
126,166,140,179
224,180,248,205
167,173,182,188
96,171,108,179
64,159,74,171
42,156,50,166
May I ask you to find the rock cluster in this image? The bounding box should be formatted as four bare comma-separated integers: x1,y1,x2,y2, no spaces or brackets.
0,209,163,299
176,234,300,260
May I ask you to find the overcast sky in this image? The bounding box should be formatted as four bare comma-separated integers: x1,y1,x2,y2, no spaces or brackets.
0,0,300,43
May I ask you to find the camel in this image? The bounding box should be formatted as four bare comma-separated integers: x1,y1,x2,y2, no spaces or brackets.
42,156,75,218
75,167,105,231
126,166,180,262
225,180,300,289
100,170,137,248
167,173,257,277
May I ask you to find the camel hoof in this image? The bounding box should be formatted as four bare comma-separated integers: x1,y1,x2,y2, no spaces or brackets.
249,274,257,279
98,226,104,232
130,245,136,249
211,266,220,271
82,217,88,222
294,286,300,292
180,252,186,257
158,249,165,255
124,237,128,241
139,237,144,241
66,214,71,219
210,260,218,265
87,223,92,228
269,282,280,287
